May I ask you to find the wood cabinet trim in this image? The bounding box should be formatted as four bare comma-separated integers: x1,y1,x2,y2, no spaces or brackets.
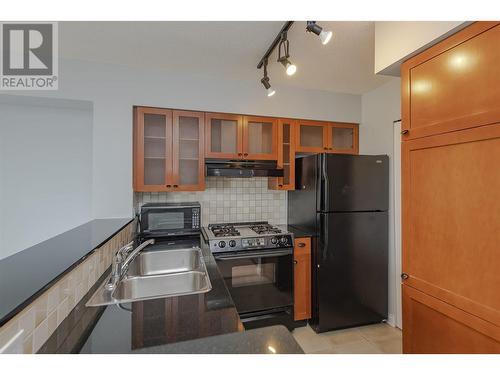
204,112,243,159
402,122,500,328
403,285,500,354
295,119,329,153
242,115,278,160
269,119,297,190
172,110,205,191
401,22,500,140
133,106,173,192
293,237,312,321
326,122,359,154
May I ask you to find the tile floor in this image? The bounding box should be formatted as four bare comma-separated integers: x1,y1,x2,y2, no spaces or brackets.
292,323,402,354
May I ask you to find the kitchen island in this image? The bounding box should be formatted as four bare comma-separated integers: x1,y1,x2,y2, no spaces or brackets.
37,236,303,354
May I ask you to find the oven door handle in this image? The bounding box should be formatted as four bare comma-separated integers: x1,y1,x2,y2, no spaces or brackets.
214,249,292,261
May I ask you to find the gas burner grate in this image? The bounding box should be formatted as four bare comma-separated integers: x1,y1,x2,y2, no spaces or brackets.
250,224,282,235
210,224,240,237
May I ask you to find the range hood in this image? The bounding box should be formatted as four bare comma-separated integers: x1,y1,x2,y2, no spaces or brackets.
205,159,284,178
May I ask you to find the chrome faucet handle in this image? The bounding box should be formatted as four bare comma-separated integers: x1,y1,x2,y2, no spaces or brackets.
116,241,134,258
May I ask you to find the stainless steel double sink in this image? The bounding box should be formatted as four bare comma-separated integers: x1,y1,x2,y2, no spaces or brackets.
86,248,212,307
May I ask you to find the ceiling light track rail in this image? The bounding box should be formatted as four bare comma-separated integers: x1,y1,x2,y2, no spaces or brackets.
256,21,294,69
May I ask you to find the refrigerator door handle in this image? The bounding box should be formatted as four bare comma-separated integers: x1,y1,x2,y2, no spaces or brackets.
319,214,329,263
321,157,329,211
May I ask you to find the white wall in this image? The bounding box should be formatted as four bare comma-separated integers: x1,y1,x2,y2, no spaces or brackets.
10,58,362,219
360,78,401,327
0,96,93,260
374,21,468,76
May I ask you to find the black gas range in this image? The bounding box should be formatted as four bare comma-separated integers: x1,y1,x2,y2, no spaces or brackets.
202,222,298,331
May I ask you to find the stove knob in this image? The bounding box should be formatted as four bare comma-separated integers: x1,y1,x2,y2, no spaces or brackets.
279,236,288,245
218,241,226,248
229,240,236,247
270,237,278,245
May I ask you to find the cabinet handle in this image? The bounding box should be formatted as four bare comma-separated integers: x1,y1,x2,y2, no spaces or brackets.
401,273,409,280
173,184,178,188
166,185,171,188
401,129,409,135
293,260,298,265
297,243,306,248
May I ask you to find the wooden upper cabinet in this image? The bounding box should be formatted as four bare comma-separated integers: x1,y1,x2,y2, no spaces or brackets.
327,122,359,154
295,120,328,153
269,119,296,190
296,120,359,154
134,107,205,192
294,237,312,321
242,116,278,160
134,107,173,191
205,112,243,159
172,110,205,190
401,22,500,140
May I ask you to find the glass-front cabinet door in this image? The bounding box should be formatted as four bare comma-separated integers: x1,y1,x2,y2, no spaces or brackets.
327,122,359,154
296,120,328,153
242,116,278,160
172,110,205,190
269,119,296,190
205,113,243,159
134,107,173,191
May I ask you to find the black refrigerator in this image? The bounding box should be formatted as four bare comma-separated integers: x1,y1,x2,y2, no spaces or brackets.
288,154,388,333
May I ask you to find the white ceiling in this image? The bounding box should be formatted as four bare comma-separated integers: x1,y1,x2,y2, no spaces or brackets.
60,21,392,95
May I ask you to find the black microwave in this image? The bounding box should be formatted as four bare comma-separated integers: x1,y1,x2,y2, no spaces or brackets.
139,202,201,238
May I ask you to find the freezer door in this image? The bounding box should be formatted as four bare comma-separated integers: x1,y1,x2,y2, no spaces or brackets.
319,154,389,212
315,212,388,332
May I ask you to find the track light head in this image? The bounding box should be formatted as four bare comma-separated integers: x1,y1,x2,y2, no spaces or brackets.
278,56,297,76
278,31,297,76
306,21,333,45
261,60,276,97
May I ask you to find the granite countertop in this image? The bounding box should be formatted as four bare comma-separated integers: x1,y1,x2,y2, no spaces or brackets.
130,325,304,354
0,218,133,327
39,236,245,354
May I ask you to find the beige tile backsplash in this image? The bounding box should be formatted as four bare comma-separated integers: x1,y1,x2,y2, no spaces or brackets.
135,177,287,226
0,221,134,354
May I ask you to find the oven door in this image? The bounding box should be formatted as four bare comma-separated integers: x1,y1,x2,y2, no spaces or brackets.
214,248,293,315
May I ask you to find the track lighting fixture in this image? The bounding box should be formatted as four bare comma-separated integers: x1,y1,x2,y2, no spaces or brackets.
260,58,275,97
256,21,335,97
277,31,297,76
306,21,333,45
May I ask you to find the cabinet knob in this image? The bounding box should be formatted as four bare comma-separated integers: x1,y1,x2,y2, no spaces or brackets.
243,153,248,156
173,184,178,188
401,273,409,280
166,185,171,188
323,147,328,150
238,153,243,156
297,243,305,248
278,184,283,188
293,260,298,265
401,129,409,135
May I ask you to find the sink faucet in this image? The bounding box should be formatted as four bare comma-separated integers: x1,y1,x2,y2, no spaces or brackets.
120,239,155,276
105,239,155,291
